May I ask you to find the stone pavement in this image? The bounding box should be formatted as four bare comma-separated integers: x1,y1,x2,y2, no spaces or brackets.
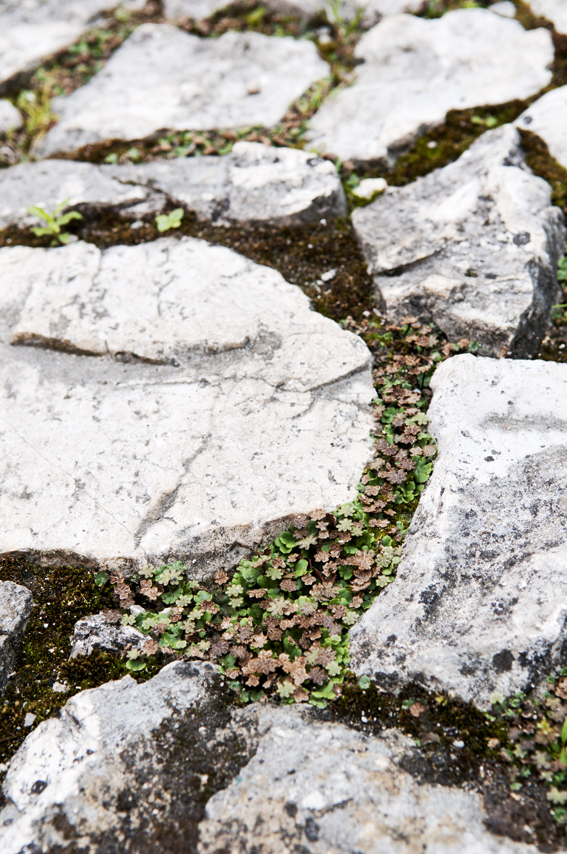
1,1,567,851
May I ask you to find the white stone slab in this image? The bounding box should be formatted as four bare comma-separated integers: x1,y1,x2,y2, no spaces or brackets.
529,0,567,32
0,582,33,691
351,125,566,356
0,100,22,134
164,0,235,18
0,0,145,90
38,24,329,156
516,85,567,171
306,8,553,163
350,354,567,708
0,238,373,573
0,143,345,230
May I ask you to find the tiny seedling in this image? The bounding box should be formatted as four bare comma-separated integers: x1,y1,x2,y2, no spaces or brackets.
27,199,82,245
156,208,184,232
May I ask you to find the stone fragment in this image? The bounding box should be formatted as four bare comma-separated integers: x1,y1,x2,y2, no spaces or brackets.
0,100,22,134
0,0,145,92
0,661,258,854
489,0,516,17
528,0,567,32
350,354,567,708
516,86,567,171
200,706,535,853
306,8,553,163
0,683,537,853
38,24,329,156
351,125,565,356
164,0,235,18
0,237,373,573
70,612,147,657
0,582,33,692
352,177,387,199
0,143,345,230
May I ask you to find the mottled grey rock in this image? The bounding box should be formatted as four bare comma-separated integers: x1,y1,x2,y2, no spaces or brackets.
528,0,567,32
199,706,535,854
0,681,537,854
306,8,553,163
0,0,145,92
351,125,565,356
38,24,329,156
0,143,345,230
0,582,33,691
0,100,21,134
351,354,567,709
516,86,567,171
0,237,373,573
70,612,147,657
0,661,258,854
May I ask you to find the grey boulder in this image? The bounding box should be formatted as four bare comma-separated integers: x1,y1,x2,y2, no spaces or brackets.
516,85,567,171
351,125,566,357
306,8,553,163
0,237,373,573
350,354,567,708
0,582,33,692
0,142,345,230
38,23,329,156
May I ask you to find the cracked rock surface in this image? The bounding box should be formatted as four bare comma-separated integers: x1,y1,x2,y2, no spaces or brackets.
0,582,33,693
350,354,567,708
37,23,329,156
516,85,567,171
351,125,566,356
0,236,373,573
0,672,538,854
306,8,553,164
0,141,346,230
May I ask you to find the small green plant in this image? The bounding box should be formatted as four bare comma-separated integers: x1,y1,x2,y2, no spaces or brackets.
156,208,184,232
27,200,82,245
557,256,567,282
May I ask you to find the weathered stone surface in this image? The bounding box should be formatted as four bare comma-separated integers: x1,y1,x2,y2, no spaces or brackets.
0,661,258,854
38,24,329,156
489,0,516,18
306,9,553,163
0,0,145,91
200,706,536,853
516,85,567,171
70,612,147,657
0,237,373,573
164,0,234,18
0,143,345,230
0,100,21,134
0,679,537,853
262,0,422,24
0,582,33,692
351,125,565,356
529,0,567,32
351,354,567,709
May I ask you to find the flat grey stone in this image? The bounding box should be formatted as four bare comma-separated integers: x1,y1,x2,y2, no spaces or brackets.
164,0,235,18
0,678,537,853
70,612,147,657
38,23,329,156
516,85,567,171
0,237,373,574
0,142,345,230
351,125,566,357
0,582,33,692
350,354,567,709
489,1,516,17
306,8,553,163
0,0,145,92
0,100,22,134
528,0,567,32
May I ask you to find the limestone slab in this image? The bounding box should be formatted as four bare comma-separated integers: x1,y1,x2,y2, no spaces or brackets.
516,86,567,171
0,100,22,134
528,0,567,32
350,354,567,708
306,8,553,163
0,0,145,91
38,24,329,156
0,582,33,692
351,125,566,356
164,0,236,18
0,237,373,573
0,673,537,853
0,142,345,230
